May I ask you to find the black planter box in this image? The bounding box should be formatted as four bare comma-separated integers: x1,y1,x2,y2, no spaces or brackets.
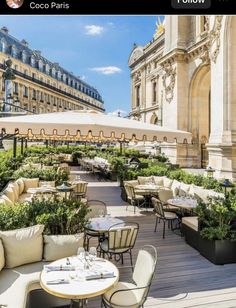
182,224,236,265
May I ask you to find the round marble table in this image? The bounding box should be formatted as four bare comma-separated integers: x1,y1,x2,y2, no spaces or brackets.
167,197,197,210
86,217,124,233
40,256,119,307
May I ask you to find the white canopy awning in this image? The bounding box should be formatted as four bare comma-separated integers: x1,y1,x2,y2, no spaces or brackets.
0,110,192,143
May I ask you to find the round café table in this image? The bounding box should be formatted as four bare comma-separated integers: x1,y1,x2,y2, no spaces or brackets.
84,217,124,251
86,217,124,233
135,184,160,209
167,197,197,210
40,256,119,307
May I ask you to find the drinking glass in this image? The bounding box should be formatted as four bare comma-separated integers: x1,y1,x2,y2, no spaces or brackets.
77,247,85,261
89,247,97,263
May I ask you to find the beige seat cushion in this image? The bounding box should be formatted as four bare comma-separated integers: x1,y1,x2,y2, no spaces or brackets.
18,193,33,203
182,216,198,232
0,261,47,308
0,239,5,271
23,178,39,193
103,281,143,308
0,225,44,268
16,178,25,195
0,194,14,206
163,177,173,189
3,187,15,203
43,234,84,261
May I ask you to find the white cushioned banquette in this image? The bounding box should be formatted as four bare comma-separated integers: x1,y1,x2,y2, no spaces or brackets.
125,176,224,203
0,226,84,308
0,178,40,206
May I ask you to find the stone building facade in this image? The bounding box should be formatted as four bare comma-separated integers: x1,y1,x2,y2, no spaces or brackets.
0,27,104,114
129,16,236,180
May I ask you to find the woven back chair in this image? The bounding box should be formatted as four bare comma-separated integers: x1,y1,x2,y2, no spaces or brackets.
100,222,139,268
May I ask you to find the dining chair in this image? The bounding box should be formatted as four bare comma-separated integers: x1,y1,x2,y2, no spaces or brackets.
84,200,107,250
72,182,88,200
158,189,179,212
101,245,157,308
152,197,178,239
99,222,139,269
124,184,145,213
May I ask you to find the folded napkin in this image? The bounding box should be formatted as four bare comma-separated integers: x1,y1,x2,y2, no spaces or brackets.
44,265,75,272
46,279,70,285
85,270,115,280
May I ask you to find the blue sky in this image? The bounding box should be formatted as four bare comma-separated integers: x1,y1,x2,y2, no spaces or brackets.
0,16,163,115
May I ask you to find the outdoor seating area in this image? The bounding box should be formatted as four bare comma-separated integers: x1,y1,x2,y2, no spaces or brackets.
0,144,236,307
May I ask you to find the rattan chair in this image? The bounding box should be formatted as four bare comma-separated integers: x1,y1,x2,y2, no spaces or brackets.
152,197,178,239
102,245,157,308
84,200,107,250
124,184,145,214
99,222,139,269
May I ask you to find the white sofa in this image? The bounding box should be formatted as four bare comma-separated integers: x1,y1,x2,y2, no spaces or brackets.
0,225,83,308
0,178,56,206
124,176,224,203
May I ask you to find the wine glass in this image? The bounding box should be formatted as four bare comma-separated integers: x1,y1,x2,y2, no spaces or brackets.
89,247,97,264
77,247,85,261
98,209,105,218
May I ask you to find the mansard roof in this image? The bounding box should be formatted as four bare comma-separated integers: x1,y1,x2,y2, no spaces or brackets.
0,27,102,101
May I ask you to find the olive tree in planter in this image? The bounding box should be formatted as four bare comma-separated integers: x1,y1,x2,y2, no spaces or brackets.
189,193,236,265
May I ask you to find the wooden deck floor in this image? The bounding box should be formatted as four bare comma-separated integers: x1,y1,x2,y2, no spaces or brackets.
71,169,236,308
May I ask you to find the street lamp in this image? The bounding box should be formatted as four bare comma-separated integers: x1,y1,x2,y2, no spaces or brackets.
206,166,215,178
220,179,234,198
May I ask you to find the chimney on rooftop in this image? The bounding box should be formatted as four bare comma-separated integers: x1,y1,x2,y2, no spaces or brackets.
21,39,28,47
1,27,9,34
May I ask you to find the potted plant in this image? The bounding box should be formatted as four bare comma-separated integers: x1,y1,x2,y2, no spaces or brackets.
189,193,236,265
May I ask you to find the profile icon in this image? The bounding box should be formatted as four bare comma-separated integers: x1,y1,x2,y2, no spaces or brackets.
6,0,24,9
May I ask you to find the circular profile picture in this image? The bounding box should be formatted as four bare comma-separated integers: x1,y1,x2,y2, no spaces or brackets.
6,0,24,9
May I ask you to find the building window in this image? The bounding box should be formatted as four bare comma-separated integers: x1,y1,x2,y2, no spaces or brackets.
13,82,18,94
40,92,44,101
152,82,157,104
23,86,28,97
24,69,28,76
32,106,37,113
32,89,36,100
136,85,140,107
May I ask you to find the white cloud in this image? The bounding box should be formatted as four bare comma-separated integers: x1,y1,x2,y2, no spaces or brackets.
107,22,114,26
107,109,127,117
90,66,122,75
80,75,86,81
85,25,104,36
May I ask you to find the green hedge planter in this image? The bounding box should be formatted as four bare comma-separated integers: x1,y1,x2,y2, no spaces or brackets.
182,224,236,265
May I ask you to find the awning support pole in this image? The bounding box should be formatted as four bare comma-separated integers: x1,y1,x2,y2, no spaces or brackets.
21,138,24,156
13,137,17,158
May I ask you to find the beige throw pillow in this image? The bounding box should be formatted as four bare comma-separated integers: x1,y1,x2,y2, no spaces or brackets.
23,178,39,193
0,239,5,271
43,234,84,261
0,225,44,268
16,178,25,195
138,176,153,185
3,188,15,203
